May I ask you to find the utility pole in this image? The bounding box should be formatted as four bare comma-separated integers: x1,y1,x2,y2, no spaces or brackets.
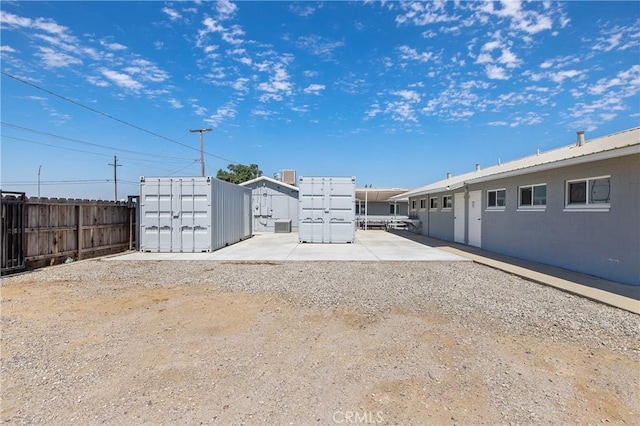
189,128,212,177
108,156,122,202
37,165,42,199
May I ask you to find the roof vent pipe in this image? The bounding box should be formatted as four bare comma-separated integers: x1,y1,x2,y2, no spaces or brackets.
446,172,452,179
475,163,480,171
577,130,585,146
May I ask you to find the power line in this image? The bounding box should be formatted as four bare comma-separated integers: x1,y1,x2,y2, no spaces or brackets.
1,71,241,165
2,135,197,167
1,122,196,162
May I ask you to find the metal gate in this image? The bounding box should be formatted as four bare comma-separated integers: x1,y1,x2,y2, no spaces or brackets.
1,191,26,275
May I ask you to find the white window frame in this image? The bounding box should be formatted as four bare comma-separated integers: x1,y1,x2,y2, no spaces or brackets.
429,196,438,211
419,198,426,210
518,183,547,211
486,188,506,211
564,175,611,212
442,195,452,210
411,199,417,210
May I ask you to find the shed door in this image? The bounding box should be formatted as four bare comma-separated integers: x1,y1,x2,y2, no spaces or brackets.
468,190,482,248
453,192,465,244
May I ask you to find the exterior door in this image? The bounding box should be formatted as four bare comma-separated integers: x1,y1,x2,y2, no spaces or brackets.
468,190,482,248
453,192,465,244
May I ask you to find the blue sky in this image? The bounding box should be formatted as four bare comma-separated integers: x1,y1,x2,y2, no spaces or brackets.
1,1,639,200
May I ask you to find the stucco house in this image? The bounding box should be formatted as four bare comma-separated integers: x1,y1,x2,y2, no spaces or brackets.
391,127,640,286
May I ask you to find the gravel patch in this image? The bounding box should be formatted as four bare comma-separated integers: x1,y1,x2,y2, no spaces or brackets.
2,259,638,424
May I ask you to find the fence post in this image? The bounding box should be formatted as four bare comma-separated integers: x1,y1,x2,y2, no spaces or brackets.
76,204,83,260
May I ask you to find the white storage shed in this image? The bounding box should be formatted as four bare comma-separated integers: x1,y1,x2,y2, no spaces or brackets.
240,176,299,233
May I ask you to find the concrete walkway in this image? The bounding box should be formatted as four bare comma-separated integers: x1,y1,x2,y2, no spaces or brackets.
387,230,639,315
110,231,469,262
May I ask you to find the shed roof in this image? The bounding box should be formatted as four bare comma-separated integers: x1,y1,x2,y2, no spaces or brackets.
239,175,298,191
391,127,640,201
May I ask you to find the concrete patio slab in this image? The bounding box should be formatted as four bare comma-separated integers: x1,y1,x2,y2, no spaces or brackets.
109,230,469,262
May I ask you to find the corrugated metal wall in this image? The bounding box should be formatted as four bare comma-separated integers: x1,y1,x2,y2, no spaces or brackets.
139,177,251,252
299,176,355,243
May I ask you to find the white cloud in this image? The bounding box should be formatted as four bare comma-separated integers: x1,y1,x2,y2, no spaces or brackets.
232,77,250,92
303,83,326,95
257,64,293,102
216,0,238,20
168,98,183,109
563,66,639,130
0,10,32,28
101,41,127,51
391,89,420,103
395,1,457,26
36,46,82,68
252,109,273,117
549,69,582,84
295,35,344,59
289,3,318,17
0,45,16,53
540,60,553,69
497,48,520,68
586,65,640,95
481,40,502,51
198,16,245,47
191,103,208,116
385,101,418,122
303,70,319,78
86,75,109,87
205,102,237,127
477,0,554,34
100,68,143,91
161,7,182,21
365,102,382,119
398,45,435,62
592,24,640,52
475,53,493,64
485,64,509,80
123,59,169,83
488,112,543,127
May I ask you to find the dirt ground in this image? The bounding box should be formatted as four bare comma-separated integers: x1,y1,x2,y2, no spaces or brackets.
1,260,638,425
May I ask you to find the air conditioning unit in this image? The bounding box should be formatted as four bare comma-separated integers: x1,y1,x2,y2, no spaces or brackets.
274,219,292,233
281,169,296,186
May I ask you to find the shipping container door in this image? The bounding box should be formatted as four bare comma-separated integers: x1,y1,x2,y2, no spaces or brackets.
140,179,174,252
299,178,325,242
176,179,211,252
325,178,355,243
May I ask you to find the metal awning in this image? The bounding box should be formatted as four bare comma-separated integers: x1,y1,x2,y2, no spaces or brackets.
355,188,409,202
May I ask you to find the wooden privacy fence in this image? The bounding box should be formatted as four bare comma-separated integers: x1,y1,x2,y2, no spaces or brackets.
2,196,137,272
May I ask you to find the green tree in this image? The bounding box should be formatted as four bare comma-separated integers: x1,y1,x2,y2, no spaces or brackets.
216,163,262,184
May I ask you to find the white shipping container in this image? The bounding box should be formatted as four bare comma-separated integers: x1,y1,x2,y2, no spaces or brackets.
139,176,252,252
298,176,356,243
